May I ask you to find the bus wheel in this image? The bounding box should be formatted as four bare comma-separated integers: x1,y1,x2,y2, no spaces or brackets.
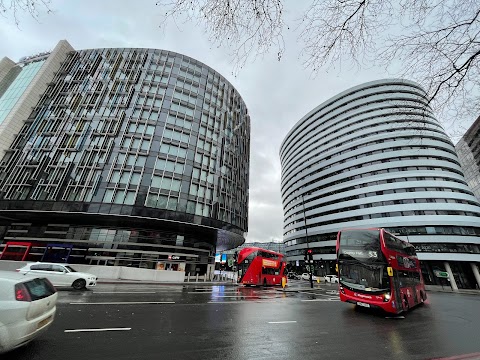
420,291,427,303
263,279,267,287
403,296,410,312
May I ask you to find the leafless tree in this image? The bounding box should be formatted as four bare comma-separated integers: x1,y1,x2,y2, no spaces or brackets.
0,0,52,25
156,0,285,73
157,0,480,128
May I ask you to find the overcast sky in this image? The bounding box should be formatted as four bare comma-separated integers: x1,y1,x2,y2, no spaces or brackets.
0,1,475,243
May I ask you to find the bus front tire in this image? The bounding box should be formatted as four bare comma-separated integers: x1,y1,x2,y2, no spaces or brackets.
420,291,427,304
403,296,410,312
263,279,267,287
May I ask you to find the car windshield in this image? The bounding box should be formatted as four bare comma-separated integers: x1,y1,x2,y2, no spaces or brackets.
64,265,77,272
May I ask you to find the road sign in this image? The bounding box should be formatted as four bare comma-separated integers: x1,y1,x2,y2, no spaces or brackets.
434,270,449,278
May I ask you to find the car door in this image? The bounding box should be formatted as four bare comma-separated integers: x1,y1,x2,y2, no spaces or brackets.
51,264,69,286
29,264,55,284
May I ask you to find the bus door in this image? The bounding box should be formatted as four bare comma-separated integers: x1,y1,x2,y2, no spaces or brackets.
412,275,419,304
391,269,403,312
237,259,249,283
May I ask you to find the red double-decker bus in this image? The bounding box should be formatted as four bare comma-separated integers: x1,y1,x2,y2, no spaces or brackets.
336,228,426,314
237,247,287,286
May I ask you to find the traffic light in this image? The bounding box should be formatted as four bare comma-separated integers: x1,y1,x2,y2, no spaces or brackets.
304,249,308,262
307,248,313,262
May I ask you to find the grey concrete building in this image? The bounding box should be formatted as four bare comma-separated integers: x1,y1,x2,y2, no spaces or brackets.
0,40,74,159
455,116,480,202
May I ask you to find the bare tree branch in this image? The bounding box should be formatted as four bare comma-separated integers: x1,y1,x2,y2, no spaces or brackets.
156,0,480,129
0,0,52,26
156,0,285,73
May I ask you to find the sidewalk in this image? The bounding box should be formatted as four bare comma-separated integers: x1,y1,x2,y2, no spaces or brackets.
97,278,239,286
426,285,480,295
275,282,336,292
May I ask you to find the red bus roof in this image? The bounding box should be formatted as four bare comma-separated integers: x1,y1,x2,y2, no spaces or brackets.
237,247,284,263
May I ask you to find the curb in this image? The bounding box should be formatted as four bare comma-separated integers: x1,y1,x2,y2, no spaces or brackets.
97,280,239,286
426,289,480,295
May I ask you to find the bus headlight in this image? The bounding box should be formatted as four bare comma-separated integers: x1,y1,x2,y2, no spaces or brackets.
383,293,391,302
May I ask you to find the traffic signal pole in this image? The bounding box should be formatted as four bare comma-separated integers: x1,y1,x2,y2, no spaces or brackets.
301,194,313,289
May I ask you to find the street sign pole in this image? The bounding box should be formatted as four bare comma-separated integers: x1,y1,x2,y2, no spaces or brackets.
301,194,313,289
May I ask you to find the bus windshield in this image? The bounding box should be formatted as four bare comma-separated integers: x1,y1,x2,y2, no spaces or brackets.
339,262,390,292
338,230,390,292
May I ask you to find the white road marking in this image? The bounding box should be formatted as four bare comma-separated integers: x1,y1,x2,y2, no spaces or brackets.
65,327,131,333
207,301,246,304
211,295,264,298
69,301,175,305
207,300,278,304
268,321,297,324
93,291,156,294
385,316,405,319
188,290,239,294
299,292,333,297
301,298,340,302
326,289,339,293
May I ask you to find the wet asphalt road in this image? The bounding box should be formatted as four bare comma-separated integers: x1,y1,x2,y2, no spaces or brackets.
5,281,480,360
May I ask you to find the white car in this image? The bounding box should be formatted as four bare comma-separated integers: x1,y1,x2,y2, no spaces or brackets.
17,263,97,290
301,273,319,281
325,275,339,283
0,270,57,354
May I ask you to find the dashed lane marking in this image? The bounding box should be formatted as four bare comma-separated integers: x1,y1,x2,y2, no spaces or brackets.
69,301,175,305
268,321,297,324
92,291,156,294
65,327,131,333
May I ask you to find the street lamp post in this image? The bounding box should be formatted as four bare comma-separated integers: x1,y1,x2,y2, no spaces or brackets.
301,194,313,289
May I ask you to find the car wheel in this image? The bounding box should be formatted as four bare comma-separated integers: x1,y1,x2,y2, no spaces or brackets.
72,279,86,290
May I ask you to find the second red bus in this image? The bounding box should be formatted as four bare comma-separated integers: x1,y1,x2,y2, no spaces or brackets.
237,247,287,286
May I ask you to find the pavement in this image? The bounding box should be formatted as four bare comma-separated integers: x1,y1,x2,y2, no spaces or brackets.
97,279,480,295
425,285,480,295
4,280,480,360
97,278,238,286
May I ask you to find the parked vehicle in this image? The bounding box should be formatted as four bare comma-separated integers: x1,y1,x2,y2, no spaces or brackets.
287,272,301,280
0,270,57,354
17,262,97,290
301,273,319,281
325,275,339,283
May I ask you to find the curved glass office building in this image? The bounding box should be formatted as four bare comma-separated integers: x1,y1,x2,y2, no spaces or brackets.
0,48,250,275
280,79,480,289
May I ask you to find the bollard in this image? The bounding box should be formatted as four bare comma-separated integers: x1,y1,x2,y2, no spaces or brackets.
196,273,199,282
187,273,190,282
203,274,207,282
